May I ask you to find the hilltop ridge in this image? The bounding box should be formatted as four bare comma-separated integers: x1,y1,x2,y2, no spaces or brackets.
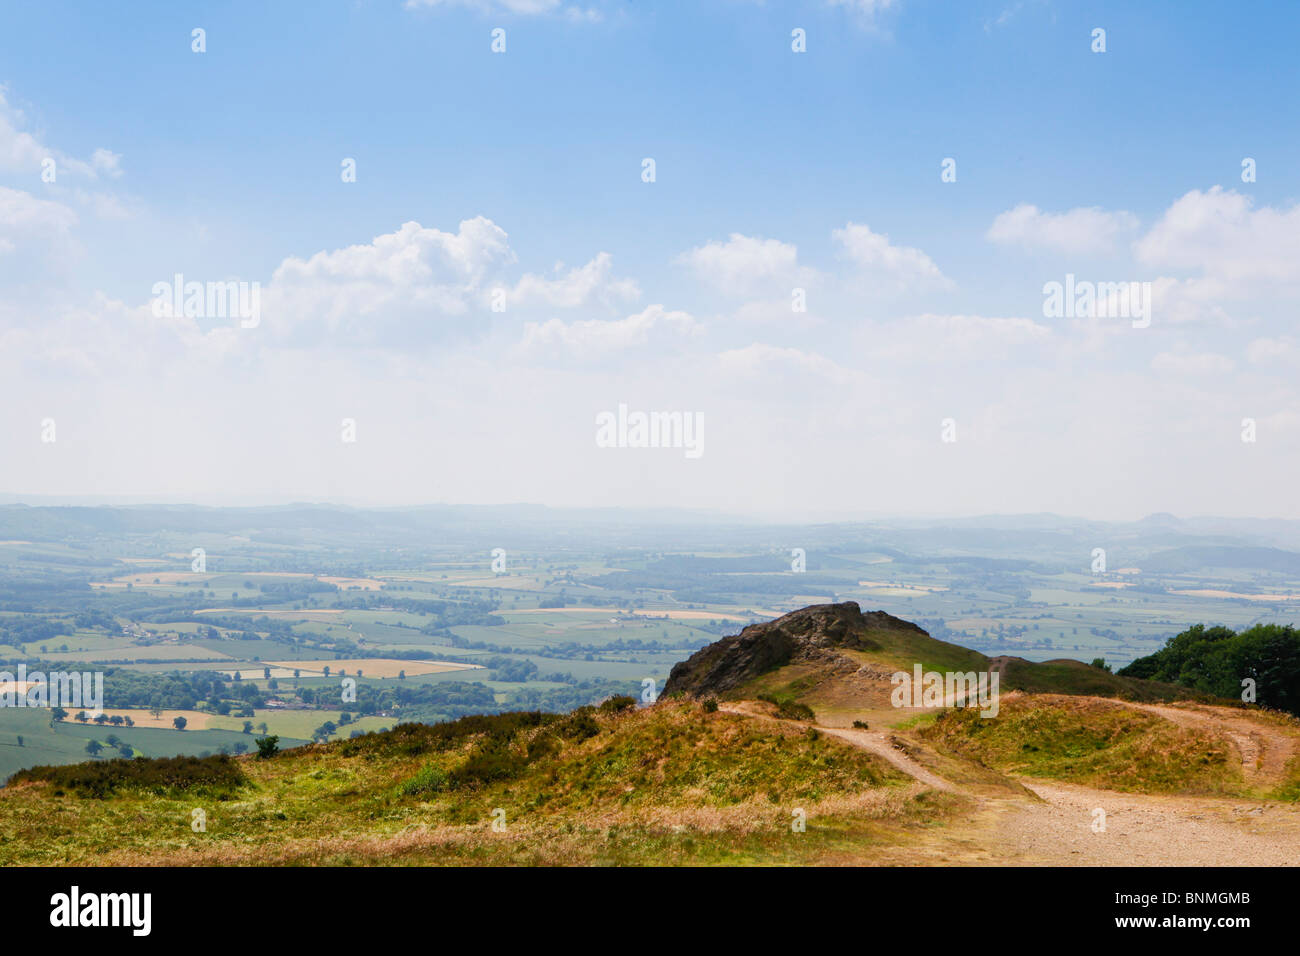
663,601,1209,708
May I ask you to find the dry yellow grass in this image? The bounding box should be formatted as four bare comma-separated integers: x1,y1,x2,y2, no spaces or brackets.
57,708,210,729
264,659,482,678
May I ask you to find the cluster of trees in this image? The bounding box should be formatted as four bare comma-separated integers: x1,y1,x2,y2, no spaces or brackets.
501,678,642,714
0,615,74,645
486,656,540,682
1119,623,1300,716
289,679,497,720
92,668,266,714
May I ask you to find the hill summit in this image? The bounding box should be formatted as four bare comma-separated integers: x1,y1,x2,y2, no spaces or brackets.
662,601,1204,708
663,601,929,697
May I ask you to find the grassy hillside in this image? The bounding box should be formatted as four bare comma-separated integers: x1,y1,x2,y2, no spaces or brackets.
0,700,954,865
918,693,1243,795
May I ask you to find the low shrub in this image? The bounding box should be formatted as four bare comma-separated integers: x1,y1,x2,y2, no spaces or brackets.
12,754,247,799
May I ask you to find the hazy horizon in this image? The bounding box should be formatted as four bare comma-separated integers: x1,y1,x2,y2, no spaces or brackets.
2,493,1299,531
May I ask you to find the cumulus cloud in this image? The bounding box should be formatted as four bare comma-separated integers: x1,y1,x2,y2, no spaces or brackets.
266,217,516,345
511,252,639,308
677,233,806,295
832,222,947,289
987,203,1139,255
1136,186,1300,283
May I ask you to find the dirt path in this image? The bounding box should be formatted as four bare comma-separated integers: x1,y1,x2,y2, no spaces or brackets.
987,780,1300,866
1123,701,1296,784
719,702,954,791
818,726,957,792
722,697,1300,866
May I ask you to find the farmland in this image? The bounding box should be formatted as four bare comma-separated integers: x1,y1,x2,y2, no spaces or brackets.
2,504,1300,781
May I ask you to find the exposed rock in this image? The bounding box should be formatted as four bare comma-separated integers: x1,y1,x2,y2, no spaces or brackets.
662,601,927,698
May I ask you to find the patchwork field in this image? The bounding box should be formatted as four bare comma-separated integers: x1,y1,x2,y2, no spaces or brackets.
264,659,481,678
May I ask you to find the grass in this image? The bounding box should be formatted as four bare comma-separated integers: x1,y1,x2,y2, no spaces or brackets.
918,693,1243,795
0,701,943,865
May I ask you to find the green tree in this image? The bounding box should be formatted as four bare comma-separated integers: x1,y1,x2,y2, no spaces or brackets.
172,715,187,731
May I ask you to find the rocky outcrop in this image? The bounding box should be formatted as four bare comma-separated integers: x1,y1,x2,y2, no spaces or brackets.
662,601,927,698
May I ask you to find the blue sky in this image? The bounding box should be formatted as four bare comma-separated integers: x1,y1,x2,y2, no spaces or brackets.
2,0,1298,518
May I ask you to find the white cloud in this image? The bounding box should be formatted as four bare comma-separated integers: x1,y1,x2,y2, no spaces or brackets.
716,342,856,386
906,313,1048,349
832,222,947,289
405,0,563,13
1150,350,1236,375
1136,186,1300,283
511,252,638,308
518,303,696,360
677,233,806,295
266,217,516,346
90,148,123,178
1246,337,1300,366
827,0,898,27
0,186,77,254
0,88,122,180
987,203,1139,255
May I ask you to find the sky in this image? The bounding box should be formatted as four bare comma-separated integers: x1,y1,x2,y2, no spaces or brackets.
1,0,1298,520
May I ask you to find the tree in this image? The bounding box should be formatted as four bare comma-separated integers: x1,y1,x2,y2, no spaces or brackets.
85,740,103,756
242,720,253,734
172,715,187,731
257,722,268,735
124,715,134,727
16,735,23,747
264,667,271,680
51,706,68,722
149,705,162,719
74,711,89,723
255,735,280,759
